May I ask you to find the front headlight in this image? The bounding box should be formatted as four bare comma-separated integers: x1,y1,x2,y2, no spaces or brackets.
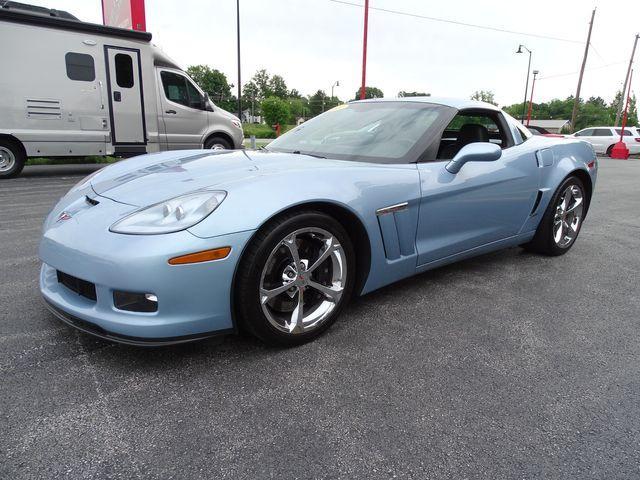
110,190,227,235
231,119,242,129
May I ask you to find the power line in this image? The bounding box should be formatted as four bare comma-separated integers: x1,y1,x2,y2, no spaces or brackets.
327,0,584,44
538,61,627,81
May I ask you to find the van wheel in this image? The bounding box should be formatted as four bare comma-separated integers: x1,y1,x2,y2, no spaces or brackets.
204,136,232,150
0,139,25,179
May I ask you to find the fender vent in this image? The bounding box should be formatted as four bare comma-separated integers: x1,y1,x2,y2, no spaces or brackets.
530,190,543,216
26,98,62,119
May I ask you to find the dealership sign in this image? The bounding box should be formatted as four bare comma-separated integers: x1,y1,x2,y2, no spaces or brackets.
101,0,146,31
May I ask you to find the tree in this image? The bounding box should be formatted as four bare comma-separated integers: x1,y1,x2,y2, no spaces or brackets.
287,97,309,123
398,91,430,97
261,97,290,128
186,65,235,112
269,75,288,99
252,69,272,99
353,86,384,100
308,89,328,117
471,90,497,106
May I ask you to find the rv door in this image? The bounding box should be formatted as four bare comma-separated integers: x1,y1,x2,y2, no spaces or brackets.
105,47,146,149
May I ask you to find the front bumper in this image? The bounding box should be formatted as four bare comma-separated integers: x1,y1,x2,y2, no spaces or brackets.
39,193,255,344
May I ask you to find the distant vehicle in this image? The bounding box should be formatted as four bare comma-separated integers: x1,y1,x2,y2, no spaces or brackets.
527,125,566,138
40,98,598,347
0,3,243,179
569,126,640,156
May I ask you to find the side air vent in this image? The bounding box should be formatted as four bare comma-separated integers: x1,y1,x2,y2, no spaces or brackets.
530,190,543,216
26,98,61,119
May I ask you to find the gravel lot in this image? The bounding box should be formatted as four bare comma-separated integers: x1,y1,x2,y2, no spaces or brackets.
1,158,639,479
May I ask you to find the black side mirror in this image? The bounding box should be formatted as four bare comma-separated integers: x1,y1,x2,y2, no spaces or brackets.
203,93,214,111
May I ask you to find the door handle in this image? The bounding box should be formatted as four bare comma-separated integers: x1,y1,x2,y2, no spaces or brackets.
165,110,177,114
113,91,121,102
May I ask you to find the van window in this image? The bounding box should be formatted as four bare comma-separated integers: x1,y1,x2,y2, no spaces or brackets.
161,71,205,110
115,54,134,88
65,52,95,81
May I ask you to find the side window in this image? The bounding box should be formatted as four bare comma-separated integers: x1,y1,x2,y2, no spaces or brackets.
185,79,205,110
593,128,612,137
575,129,594,137
437,110,508,160
615,128,633,136
161,71,189,107
114,54,134,88
65,52,95,81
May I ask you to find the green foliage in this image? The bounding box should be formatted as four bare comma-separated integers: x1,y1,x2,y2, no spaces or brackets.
503,92,638,131
269,75,288,99
242,123,276,138
398,91,430,97
353,86,384,100
186,65,236,112
261,97,290,128
308,89,328,117
471,90,498,106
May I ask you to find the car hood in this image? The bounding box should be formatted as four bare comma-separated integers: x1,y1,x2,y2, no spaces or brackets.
91,149,348,207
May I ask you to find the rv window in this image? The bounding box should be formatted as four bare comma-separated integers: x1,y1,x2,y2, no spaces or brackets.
65,53,95,82
115,54,134,88
161,71,190,107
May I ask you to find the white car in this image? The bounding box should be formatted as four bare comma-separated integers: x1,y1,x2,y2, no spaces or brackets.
570,126,640,156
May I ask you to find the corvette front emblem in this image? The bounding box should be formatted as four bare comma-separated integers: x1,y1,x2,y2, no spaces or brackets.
57,211,72,222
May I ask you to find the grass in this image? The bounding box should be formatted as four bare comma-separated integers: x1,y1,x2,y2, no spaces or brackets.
242,123,296,139
27,156,118,166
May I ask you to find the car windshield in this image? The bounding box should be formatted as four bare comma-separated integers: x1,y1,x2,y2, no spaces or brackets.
267,101,452,163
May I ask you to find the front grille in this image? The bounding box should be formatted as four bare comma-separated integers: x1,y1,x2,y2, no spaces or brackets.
56,270,97,301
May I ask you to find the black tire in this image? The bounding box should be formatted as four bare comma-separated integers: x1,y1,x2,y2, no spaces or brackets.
204,135,233,150
522,175,587,256
235,210,356,347
0,138,26,179
606,145,614,157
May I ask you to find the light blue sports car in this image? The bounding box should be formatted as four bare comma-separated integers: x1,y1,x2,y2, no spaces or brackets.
39,98,598,346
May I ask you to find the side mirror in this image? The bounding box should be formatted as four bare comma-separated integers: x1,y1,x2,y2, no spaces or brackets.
203,93,214,111
445,142,502,174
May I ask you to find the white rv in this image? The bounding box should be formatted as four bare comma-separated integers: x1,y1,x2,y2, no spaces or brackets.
0,3,244,178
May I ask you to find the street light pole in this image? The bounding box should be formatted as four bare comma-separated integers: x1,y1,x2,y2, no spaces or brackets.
516,45,532,123
331,81,340,106
236,0,242,121
526,70,539,126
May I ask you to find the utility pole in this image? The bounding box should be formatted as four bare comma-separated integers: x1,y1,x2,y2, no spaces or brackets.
359,0,369,100
236,0,242,120
570,8,595,133
615,34,639,126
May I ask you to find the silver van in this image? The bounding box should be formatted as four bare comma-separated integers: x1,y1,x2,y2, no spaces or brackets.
0,3,244,178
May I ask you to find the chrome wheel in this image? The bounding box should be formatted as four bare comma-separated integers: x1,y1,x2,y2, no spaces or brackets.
553,184,584,248
209,143,226,150
0,146,16,173
259,227,346,334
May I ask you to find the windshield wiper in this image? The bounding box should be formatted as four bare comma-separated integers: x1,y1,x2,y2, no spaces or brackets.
291,150,326,159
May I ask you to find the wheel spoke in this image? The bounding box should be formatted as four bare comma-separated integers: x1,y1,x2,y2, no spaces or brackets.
307,236,339,273
260,283,294,305
566,196,583,213
553,221,564,244
282,233,301,267
307,280,343,302
285,287,305,334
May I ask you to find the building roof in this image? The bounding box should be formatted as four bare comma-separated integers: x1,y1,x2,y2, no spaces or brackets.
528,119,571,129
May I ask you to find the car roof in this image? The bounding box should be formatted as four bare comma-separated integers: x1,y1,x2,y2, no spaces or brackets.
354,96,502,111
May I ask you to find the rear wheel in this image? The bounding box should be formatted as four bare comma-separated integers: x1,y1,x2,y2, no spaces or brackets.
523,176,586,256
606,145,614,157
0,139,25,179
235,211,355,346
204,136,232,150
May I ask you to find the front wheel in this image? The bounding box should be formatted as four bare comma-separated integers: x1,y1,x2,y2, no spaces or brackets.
235,211,355,346
0,138,26,179
204,136,232,150
523,176,587,256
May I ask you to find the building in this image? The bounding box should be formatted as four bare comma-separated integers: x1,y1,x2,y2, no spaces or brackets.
528,119,571,134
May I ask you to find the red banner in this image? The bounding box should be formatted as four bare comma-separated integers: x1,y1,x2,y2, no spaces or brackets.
102,0,146,32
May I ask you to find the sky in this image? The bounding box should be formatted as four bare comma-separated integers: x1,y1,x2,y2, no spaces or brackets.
27,0,639,106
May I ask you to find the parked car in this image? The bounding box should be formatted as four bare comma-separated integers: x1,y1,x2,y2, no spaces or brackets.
570,126,640,156
0,3,243,179
527,125,566,138
39,98,598,347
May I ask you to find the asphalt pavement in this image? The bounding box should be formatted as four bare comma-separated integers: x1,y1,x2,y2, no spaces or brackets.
1,158,640,479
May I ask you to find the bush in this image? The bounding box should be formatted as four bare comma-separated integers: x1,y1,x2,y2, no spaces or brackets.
242,123,275,139
261,97,290,128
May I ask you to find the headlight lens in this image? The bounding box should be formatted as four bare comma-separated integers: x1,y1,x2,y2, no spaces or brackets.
231,119,242,129
110,190,227,235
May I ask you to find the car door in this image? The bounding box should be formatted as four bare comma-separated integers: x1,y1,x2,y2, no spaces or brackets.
157,69,210,150
415,110,540,266
590,128,615,153
574,128,597,150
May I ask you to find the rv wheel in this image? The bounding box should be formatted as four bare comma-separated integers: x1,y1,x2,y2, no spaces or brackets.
0,139,25,179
